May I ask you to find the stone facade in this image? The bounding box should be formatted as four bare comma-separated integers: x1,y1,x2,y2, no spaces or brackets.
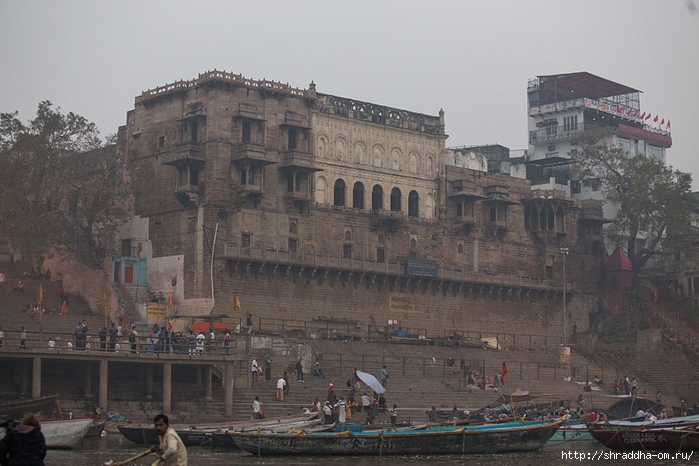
120,70,605,340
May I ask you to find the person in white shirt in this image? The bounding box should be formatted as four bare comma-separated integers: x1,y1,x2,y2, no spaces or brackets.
251,396,262,419
276,375,286,401
48,337,56,349
251,358,259,381
195,332,205,354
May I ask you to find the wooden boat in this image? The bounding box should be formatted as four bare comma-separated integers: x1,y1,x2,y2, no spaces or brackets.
587,414,699,450
0,417,92,449
604,396,664,420
656,426,699,451
119,412,321,447
41,418,93,448
84,419,106,437
228,418,564,456
0,394,59,419
545,421,594,446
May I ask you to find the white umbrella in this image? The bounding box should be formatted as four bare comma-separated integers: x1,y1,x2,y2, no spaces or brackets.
356,370,385,394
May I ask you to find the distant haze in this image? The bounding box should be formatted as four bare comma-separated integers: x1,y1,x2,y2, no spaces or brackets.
1,0,697,189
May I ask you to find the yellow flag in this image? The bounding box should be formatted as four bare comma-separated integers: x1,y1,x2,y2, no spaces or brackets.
233,293,241,312
167,291,173,308
38,284,43,306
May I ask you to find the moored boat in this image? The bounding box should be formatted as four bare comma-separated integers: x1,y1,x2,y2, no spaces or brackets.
656,426,699,451
229,418,564,456
118,412,322,447
0,394,59,419
40,418,93,449
587,414,699,450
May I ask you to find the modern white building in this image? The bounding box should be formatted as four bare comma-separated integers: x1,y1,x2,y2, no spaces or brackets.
524,72,672,220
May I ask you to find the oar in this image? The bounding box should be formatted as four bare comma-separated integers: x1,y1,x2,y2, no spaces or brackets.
103,448,153,466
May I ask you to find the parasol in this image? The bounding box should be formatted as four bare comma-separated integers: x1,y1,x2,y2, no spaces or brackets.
356,370,385,394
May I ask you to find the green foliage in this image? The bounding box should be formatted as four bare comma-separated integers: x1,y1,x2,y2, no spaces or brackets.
0,101,130,269
571,127,697,276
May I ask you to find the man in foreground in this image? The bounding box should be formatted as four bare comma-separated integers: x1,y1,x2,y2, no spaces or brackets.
151,414,187,465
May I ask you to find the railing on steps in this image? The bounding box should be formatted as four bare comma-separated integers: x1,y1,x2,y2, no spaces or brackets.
114,280,136,328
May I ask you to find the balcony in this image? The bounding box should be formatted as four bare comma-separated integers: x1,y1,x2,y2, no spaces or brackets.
233,103,265,121
161,143,205,165
282,110,310,129
280,149,320,171
529,123,591,145
232,143,275,165
285,190,313,201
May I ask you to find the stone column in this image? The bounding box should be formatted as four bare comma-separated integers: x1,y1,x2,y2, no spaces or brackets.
18,360,28,397
32,357,41,398
145,364,154,400
204,365,213,400
84,362,93,398
224,363,233,417
99,359,109,413
163,362,172,414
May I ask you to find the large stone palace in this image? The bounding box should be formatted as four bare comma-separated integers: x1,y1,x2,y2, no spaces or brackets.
117,69,606,339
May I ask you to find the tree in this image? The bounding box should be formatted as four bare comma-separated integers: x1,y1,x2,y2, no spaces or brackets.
0,101,130,269
571,127,697,281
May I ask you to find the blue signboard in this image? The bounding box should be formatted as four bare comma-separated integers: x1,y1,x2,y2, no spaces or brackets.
405,259,439,278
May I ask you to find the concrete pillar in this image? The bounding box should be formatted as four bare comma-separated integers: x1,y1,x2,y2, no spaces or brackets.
204,365,212,400
32,357,41,399
84,362,93,398
99,359,109,413
163,362,172,414
224,363,233,417
18,360,28,397
145,364,154,400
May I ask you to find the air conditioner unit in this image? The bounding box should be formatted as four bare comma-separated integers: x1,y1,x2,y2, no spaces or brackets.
548,145,556,152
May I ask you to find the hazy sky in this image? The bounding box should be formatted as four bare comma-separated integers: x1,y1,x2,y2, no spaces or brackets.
1,1,697,188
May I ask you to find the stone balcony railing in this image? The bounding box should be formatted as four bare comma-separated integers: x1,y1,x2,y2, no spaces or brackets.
221,244,570,291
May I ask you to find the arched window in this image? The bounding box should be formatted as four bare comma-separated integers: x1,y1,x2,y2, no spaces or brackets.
409,153,419,173
390,187,402,212
391,149,401,170
289,222,298,235
334,179,346,206
426,156,434,176
378,234,385,245
524,204,532,231
372,185,384,211
408,190,419,217
425,193,435,219
345,231,352,241
353,182,365,210
315,176,328,204
457,244,464,254
410,238,417,248
547,206,555,230
556,207,565,232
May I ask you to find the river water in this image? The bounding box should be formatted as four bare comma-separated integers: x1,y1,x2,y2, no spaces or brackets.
45,435,695,466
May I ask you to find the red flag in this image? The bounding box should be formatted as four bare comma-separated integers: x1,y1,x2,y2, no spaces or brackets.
660,118,665,126
501,362,507,386
640,112,646,120
667,120,671,129
653,115,659,123
645,113,651,120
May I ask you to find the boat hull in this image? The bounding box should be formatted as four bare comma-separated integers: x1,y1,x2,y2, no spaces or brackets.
41,418,93,449
230,419,563,456
659,429,699,451
118,416,322,448
0,395,59,419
